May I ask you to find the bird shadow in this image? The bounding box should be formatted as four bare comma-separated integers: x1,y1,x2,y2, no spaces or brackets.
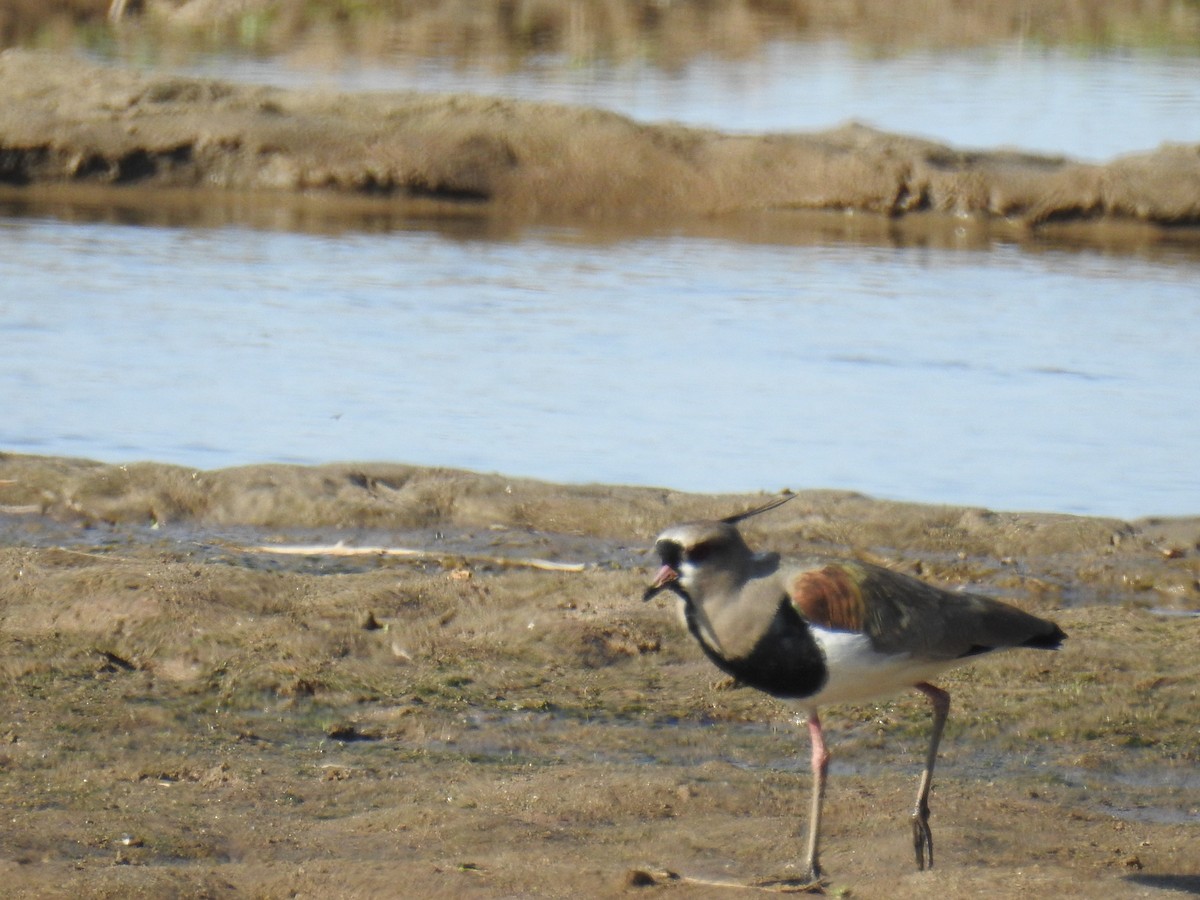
1124,874,1200,895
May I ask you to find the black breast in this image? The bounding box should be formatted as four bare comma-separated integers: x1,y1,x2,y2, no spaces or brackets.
684,598,827,700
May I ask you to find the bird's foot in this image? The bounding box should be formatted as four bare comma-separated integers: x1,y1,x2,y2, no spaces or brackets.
911,811,934,871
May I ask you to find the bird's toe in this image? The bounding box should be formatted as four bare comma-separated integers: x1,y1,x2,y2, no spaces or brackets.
801,860,823,884
911,813,934,871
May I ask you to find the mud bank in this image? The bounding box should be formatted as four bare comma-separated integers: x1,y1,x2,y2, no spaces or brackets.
2,49,1199,233
1,452,1198,897
4,452,1200,606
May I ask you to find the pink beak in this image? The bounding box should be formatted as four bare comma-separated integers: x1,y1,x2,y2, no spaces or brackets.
643,564,679,601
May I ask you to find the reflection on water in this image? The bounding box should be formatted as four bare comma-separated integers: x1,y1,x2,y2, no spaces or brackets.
2,211,1198,519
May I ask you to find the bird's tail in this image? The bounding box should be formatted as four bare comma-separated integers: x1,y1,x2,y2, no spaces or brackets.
1021,623,1067,651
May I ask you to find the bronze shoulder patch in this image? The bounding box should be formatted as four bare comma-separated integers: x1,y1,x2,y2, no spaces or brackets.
789,564,866,632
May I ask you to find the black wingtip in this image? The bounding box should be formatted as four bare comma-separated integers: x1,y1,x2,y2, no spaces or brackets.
720,492,796,526
1024,624,1067,651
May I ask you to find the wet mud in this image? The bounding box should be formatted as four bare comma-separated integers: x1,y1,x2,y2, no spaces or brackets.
1,453,1198,897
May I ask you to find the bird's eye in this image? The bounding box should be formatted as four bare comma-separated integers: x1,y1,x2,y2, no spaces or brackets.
657,541,682,569
685,541,712,564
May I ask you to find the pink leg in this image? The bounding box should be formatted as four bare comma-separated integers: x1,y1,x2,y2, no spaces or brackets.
802,709,830,882
912,682,950,871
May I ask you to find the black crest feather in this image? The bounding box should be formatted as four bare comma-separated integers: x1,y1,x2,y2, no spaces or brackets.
720,493,795,525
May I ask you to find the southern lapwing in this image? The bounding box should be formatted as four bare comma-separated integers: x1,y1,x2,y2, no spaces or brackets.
643,495,1065,882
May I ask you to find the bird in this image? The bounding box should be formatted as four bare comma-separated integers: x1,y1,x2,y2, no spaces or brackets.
642,494,1066,883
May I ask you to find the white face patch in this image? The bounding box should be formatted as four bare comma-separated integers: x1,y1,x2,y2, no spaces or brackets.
675,560,700,592
807,627,957,707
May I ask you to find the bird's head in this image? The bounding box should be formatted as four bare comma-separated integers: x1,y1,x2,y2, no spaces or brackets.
643,494,794,605
643,520,750,603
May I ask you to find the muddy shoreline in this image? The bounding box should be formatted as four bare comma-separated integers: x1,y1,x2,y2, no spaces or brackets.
3,49,1199,239
1,453,1197,896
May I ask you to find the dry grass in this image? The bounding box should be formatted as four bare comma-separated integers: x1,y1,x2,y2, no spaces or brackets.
7,0,1199,59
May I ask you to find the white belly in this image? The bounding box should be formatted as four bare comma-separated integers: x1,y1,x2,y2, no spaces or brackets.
804,627,958,708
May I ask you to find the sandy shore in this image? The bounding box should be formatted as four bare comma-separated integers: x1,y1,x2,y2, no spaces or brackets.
0,453,1197,897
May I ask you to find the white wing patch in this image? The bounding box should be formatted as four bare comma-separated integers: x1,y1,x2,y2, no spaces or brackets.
806,627,958,708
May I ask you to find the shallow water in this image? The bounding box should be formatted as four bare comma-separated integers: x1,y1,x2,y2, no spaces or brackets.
3,211,1199,519
6,37,1200,518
